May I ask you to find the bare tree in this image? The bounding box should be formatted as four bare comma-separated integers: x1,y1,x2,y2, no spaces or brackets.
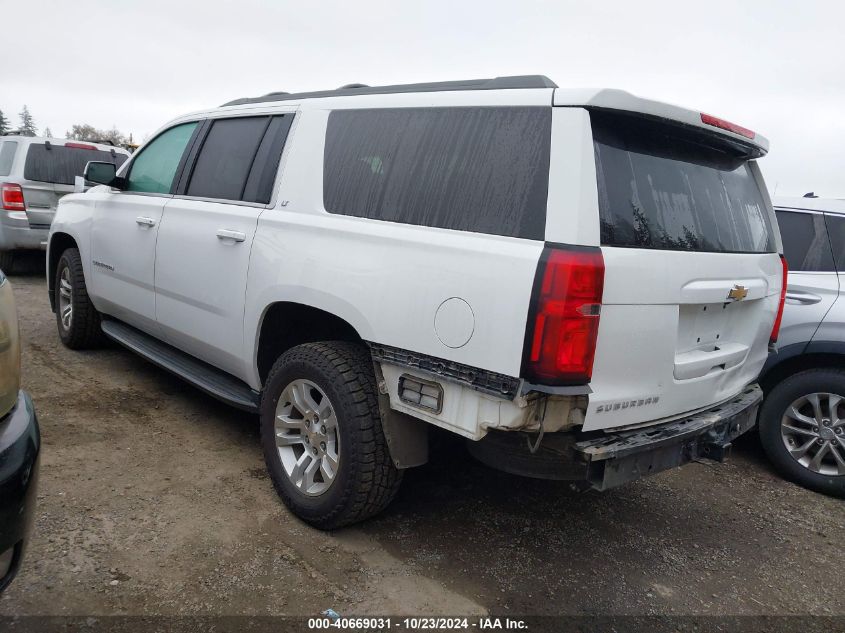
43,126,53,138
66,123,127,146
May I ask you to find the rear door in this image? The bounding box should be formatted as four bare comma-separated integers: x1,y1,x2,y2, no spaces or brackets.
583,110,781,430
21,142,128,227
773,208,839,348
155,113,293,379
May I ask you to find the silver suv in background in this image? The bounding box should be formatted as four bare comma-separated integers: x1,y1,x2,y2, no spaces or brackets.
758,195,845,497
0,136,129,271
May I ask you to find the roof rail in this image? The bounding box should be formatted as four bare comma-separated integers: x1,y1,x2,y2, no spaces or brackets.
221,75,557,107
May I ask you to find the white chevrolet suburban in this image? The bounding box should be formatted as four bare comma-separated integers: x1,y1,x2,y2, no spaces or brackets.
47,76,786,528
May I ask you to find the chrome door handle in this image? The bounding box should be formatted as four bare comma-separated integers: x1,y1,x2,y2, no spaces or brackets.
135,216,157,227
216,229,246,243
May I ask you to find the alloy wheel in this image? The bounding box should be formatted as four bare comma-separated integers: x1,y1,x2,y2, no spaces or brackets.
58,266,73,331
274,379,340,496
781,392,845,476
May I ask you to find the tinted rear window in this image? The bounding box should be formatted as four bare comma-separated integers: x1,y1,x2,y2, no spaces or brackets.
593,112,774,253
0,141,17,176
24,143,128,185
323,107,551,240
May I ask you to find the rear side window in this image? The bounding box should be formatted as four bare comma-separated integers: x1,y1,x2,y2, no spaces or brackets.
0,141,17,176
775,210,834,272
593,111,774,253
323,107,551,240
23,143,128,185
823,214,845,272
186,115,292,203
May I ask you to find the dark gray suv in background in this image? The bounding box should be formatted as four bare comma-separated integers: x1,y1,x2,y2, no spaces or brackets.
758,195,845,497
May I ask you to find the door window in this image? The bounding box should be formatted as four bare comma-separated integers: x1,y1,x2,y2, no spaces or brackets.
775,210,835,272
126,122,198,194
823,213,845,272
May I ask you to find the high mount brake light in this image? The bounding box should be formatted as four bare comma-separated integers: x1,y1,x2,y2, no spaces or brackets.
700,113,755,139
770,254,788,345
1,183,25,211
522,245,604,385
65,142,97,150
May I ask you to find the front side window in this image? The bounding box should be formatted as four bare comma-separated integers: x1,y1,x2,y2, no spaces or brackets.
323,107,551,240
0,141,18,176
126,122,198,194
775,210,834,272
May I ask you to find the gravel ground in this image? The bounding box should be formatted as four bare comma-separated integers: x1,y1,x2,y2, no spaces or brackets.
1,264,843,620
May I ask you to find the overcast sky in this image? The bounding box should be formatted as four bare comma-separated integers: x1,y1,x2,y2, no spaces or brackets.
2,0,842,198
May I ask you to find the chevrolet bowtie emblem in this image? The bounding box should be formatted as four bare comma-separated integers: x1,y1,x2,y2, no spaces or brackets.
727,285,748,301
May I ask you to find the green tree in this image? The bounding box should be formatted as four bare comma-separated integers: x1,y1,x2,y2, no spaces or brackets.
19,105,37,136
0,110,9,136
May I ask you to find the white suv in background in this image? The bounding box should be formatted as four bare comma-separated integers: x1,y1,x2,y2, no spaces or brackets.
47,76,785,528
0,136,129,271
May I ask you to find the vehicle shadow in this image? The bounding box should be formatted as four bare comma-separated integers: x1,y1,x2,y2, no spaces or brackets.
5,252,46,277
358,426,843,615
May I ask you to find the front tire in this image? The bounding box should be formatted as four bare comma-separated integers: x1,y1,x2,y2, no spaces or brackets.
260,342,402,529
758,369,845,498
55,248,104,349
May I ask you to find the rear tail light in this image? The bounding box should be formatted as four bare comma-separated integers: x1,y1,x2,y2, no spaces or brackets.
1,183,25,211
770,254,788,345
700,113,755,139
522,245,605,385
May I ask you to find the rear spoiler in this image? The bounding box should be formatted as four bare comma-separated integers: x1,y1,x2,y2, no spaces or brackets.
553,88,769,156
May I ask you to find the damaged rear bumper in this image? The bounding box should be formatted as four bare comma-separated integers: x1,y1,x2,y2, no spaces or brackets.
574,384,762,490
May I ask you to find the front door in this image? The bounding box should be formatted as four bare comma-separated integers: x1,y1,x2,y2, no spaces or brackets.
89,121,199,334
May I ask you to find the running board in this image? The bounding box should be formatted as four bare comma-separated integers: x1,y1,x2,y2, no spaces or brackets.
100,319,260,413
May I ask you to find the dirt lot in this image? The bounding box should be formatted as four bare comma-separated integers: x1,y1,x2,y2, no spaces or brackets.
1,265,844,620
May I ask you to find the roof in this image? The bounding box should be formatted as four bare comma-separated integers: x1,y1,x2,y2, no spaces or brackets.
222,75,558,107
0,136,130,153
774,196,845,215
217,77,767,155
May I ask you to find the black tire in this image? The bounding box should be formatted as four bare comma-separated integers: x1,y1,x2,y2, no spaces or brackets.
55,247,104,349
260,342,402,529
0,251,15,274
758,369,845,498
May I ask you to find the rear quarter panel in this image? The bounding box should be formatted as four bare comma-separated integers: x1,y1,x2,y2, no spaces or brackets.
243,106,545,389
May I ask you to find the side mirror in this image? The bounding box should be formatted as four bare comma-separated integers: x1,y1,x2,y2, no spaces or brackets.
83,161,120,188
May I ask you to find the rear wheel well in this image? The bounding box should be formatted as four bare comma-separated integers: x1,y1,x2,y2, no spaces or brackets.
760,352,845,393
256,302,363,385
48,233,79,312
